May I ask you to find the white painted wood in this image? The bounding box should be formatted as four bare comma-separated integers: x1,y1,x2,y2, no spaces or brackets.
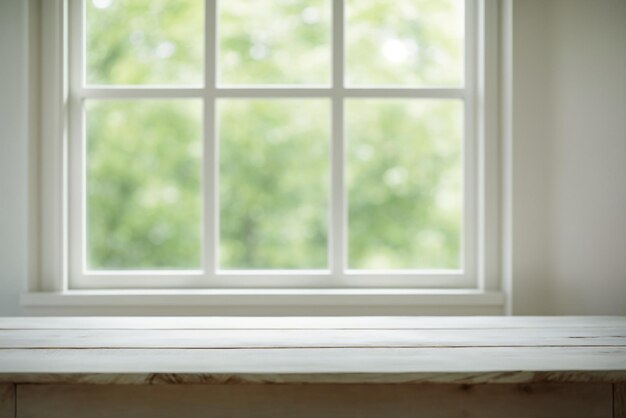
1,317,623,385
38,0,67,293
67,270,476,289
203,0,218,283
76,87,466,99
19,290,506,310
477,0,502,293
67,0,85,293
3,319,620,416
28,0,505,299
31,0,493,294
0,327,624,349
462,0,479,291
21,303,504,316
77,87,204,98
16,383,613,418
2,316,625,330
330,0,345,278
1,347,625,384
0,384,14,418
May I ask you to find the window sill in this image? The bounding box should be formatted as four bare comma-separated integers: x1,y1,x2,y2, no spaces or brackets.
20,290,505,315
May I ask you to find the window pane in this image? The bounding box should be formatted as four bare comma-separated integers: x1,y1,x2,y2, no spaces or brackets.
219,100,329,269
346,0,464,86
86,0,204,85
86,100,203,270
347,100,462,270
219,0,331,85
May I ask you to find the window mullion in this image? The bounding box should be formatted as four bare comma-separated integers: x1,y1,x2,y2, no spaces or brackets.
204,0,218,279
331,0,346,278
76,88,204,99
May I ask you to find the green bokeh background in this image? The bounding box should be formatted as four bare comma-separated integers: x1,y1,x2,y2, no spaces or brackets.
85,0,463,271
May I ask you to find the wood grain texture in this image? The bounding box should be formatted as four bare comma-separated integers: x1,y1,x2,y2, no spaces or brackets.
0,384,15,418
615,384,626,418
0,317,624,385
1,316,625,330
16,383,613,418
1,347,625,384
1,327,624,349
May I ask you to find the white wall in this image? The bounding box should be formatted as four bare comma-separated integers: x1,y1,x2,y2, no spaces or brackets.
0,0,624,316
509,0,554,314
0,0,27,316
548,0,626,314
510,0,626,315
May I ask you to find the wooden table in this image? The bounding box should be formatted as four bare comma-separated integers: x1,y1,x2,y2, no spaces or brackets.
1,316,625,417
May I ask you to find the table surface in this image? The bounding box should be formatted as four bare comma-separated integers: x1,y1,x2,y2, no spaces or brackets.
0,316,625,384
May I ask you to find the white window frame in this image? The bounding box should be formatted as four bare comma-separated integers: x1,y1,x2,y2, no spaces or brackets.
25,0,505,313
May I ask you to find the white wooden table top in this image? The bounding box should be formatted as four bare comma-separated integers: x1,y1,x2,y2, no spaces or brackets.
0,316,625,384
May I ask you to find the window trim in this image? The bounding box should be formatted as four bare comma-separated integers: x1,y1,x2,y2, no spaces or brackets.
26,0,505,312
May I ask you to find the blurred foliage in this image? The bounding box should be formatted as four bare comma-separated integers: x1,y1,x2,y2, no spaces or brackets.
220,100,329,268
347,100,462,269
85,0,464,271
219,0,331,85
86,0,204,85
346,0,463,86
87,100,203,269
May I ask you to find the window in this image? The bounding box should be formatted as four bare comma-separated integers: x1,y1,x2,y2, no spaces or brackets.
32,0,502,304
